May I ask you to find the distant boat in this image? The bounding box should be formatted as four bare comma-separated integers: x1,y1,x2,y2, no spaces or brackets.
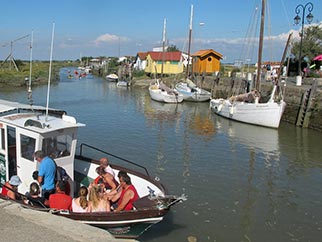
117,79,130,87
174,5,211,102
106,73,118,82
209,0,286,128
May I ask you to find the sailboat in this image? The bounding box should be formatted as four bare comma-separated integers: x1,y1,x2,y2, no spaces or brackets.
148,18,184,103
209,0,286,128
174,4,211,102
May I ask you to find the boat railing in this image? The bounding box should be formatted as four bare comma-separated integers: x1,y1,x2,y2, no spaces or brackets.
77,143,150,176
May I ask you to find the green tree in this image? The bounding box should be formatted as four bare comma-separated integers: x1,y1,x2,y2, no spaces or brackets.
167,44,180,52
291,25,322,62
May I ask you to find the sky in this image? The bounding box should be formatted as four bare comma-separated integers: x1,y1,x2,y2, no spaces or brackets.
0,0,321,64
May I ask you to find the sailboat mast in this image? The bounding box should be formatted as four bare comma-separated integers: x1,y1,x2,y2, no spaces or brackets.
161,18,166,80
185,4,193,79
256,0,265,91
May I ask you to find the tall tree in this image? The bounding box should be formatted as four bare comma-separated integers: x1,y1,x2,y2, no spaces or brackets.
291,25,322,62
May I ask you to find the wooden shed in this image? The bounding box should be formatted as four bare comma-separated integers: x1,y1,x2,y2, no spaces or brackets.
191,49,223,74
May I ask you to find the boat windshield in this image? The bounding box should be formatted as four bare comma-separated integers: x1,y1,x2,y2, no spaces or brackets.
42,134,72,159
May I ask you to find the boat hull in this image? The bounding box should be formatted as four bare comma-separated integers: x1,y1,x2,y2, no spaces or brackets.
53,206,168,238
209,98,286,128
149,85,183,103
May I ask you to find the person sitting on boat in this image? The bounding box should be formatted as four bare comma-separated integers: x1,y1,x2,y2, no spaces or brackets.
99,157,115,177
111,171,139,211
1,175,22,200
49,180,72,211
72,186,89,212
88,185,110,212
24,182,48,208
93,166,119,193
34,150,56,199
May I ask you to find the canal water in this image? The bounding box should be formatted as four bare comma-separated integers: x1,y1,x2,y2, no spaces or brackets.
1,67,322,242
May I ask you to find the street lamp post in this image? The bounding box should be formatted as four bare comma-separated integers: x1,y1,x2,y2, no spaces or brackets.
294,2,313,86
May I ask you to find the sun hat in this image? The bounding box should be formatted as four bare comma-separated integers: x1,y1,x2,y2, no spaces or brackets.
9,175,22,186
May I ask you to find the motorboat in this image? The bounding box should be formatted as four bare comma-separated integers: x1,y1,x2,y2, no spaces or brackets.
106,73,119,82
0,99,185,239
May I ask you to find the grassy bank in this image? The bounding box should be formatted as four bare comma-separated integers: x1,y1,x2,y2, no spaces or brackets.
0,61,74,87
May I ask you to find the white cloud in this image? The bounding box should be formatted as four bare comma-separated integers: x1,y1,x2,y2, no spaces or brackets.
94,33,129,45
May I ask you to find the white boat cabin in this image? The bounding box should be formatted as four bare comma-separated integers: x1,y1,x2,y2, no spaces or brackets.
0,100,84,195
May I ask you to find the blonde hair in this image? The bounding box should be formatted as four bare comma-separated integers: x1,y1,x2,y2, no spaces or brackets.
78,186,89,209
89,185,100,209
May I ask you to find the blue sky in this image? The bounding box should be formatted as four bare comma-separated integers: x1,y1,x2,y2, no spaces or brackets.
0,0,321,63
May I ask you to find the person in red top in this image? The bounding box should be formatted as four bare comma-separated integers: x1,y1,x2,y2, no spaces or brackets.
111,171,139,211
1,175,22,200
49,180,72,210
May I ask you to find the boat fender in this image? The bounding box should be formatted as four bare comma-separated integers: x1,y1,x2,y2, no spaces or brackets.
218,104,223,112
229,106,234,115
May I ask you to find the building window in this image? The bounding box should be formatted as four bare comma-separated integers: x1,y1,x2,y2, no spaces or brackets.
208,57,212,62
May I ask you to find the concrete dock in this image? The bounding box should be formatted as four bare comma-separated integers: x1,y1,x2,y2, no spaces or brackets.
0,198,137,242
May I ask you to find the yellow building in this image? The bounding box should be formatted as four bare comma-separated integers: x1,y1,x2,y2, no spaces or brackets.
191,49,223,74
145,51,183,75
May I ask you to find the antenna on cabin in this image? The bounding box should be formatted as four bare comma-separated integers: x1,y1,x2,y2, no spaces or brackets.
1,34,29,71
28,31,34,107
46,22,55,122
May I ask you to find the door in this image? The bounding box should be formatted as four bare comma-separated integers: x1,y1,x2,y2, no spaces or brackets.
15,128,40,194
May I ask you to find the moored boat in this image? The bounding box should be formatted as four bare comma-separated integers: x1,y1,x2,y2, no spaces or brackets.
174,5,211,102
106,73,119,82
0,99,185,238
175,79,211,102
209,0,287,128
149,79,183,103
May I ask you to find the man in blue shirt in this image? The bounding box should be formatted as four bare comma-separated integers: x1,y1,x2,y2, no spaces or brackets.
34,150,56,199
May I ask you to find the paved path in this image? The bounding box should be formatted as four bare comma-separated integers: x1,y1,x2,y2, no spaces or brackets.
0,198,137,242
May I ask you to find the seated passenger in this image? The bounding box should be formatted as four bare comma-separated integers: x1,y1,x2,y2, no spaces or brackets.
49,180,72,210
99,157,115,177
93,166,119,193
72,186,89,212
111,171,139,211
88,185,110,212
25,182,48,208
1,175,22,200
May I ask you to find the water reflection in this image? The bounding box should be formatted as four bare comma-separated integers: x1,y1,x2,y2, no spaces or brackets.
215,116,280,154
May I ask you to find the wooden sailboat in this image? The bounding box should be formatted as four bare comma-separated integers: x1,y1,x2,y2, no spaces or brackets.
174,4,211,102
209,0,286,128
149,18,183,103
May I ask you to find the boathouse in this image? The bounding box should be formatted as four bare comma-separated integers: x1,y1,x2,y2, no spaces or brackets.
145,51,183,75
191,49,223,75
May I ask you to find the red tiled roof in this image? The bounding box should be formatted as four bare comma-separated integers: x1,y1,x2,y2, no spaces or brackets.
148,51,182,61
137,52,148,59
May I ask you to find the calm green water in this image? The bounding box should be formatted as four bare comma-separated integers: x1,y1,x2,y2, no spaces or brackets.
1,67,322,242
